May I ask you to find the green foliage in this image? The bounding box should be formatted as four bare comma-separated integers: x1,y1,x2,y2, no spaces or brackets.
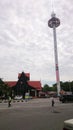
43,84,57,92
0,78,10,98
43,81,73,92
42,84,50,92
53,81,73,92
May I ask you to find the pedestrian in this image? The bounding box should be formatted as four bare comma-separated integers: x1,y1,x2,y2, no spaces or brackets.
25,93,29,102
51,97,55,112
8,96,11,107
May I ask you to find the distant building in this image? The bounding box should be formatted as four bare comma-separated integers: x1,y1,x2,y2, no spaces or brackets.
5,72,42,98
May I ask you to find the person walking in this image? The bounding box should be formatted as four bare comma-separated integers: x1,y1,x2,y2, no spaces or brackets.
8,96,11,107
51,97,55,112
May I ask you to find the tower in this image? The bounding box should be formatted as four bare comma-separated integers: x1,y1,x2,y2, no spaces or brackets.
48,12,61,96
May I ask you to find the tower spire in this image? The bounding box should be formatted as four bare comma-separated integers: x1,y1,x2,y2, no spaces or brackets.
51,0,55,13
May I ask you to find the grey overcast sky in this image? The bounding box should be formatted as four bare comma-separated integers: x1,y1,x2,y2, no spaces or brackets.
0,0,73,86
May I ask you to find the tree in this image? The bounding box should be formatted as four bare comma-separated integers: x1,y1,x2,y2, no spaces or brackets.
52,86,57,91
43,84,57,92
71,81,73,92
0,78,10,99
42,84,50,92
43,81,73,93
53,81,73,92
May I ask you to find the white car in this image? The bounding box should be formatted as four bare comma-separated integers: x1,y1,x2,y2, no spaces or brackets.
14,96,23,100
63,119,73,130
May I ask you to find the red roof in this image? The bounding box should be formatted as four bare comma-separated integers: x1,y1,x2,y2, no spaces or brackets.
4,81,42,90
5,81,17,87
28,81,42,90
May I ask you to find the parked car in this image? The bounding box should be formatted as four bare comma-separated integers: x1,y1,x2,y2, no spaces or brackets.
14,95,23,100
59,94,73,103
63,119,73,130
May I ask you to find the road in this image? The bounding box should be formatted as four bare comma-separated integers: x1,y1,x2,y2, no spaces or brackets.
0,98,73,130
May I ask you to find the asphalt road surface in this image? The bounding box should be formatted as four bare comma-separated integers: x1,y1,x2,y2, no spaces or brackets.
0,98,73,130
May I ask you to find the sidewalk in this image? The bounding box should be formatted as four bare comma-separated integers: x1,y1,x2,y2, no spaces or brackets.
0,98,60,110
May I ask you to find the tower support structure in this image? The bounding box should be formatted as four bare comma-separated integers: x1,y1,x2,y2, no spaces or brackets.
48,12,61,96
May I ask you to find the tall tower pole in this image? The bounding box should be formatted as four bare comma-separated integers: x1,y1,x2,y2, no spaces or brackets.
48,12,61,96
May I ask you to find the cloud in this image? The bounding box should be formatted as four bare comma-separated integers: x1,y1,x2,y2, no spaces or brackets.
0,0,73,86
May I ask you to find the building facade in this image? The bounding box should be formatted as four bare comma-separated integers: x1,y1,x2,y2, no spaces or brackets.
5,72,42,98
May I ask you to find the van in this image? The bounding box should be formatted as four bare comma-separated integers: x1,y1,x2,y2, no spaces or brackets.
59,95,73,103
63,119,73,130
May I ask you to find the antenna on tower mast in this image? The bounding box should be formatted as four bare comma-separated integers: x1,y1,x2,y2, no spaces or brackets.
51,0,55,13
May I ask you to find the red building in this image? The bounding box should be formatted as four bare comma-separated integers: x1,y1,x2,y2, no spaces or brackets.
5,72,42,98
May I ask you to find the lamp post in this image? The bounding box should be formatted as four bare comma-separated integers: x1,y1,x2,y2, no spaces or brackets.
48,12,61,96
